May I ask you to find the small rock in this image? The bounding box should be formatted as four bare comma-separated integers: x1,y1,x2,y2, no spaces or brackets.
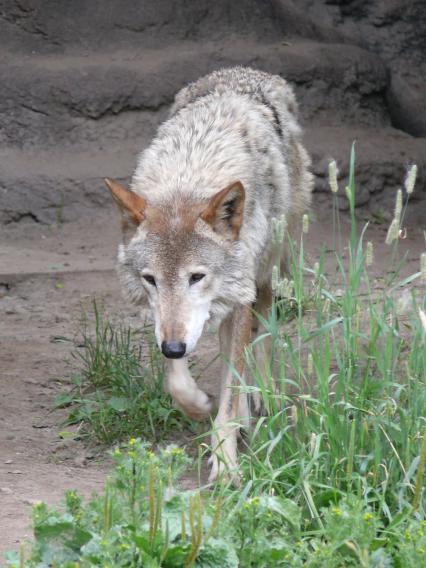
22,498,39,506
73,454,87,467
387,73,426,137
0,284,9,298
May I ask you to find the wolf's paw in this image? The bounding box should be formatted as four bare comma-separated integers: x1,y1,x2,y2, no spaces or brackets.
180,389,213,421
208,437,240,486
250,391,266,416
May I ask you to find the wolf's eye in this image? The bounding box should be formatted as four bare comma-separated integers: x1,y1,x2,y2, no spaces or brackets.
189,273,205,285
143,274,156,287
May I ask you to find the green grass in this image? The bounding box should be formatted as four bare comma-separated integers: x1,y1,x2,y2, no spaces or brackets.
55,302,193,445
238,152,425,531
7,151,426,566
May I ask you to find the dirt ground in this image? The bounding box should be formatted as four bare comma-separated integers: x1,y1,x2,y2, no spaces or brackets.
0,206,424,557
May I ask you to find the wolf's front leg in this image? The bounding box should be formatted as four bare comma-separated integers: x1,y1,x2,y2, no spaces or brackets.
252,283,274,414
209,305,252,483
166,358,212,421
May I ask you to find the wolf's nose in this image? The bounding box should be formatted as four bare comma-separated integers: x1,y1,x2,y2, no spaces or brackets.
161,341,186,359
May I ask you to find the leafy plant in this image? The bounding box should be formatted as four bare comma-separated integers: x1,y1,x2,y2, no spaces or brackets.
6,441,426,567
6,441,239,567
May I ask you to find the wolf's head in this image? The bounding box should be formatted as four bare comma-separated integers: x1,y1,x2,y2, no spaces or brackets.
105,179,255,358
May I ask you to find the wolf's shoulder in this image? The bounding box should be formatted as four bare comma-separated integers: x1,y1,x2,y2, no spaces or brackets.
170,66,298,119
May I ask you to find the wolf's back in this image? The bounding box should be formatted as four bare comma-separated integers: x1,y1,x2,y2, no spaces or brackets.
170,67,300,136
169,66,312,271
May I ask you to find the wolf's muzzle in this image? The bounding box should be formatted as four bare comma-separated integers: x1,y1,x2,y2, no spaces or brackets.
161,341,186,359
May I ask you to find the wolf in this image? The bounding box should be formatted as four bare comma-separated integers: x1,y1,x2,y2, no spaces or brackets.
105,67,313,481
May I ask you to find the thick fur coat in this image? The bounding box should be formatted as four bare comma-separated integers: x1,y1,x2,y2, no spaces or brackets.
106,67,313,481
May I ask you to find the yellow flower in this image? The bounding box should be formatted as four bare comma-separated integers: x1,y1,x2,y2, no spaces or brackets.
171,447,184,456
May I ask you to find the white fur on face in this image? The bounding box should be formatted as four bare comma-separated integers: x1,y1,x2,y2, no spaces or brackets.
147,296,163,350
144,282,213,353
184,299,211,353
153,311,162,350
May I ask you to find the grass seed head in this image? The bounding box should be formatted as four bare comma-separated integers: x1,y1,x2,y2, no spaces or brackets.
421,252,426,282
307,353,313,376
385,218,399,245
303,213,309,234
271,265,279,291
405,164,417,195
291,404,298,426
344,185,351,202
394,189,403,223
419,308,426,331
279,278,294,299
328,160,339,193
313,262,320,279
309,432,317,454
277,277,289,298
366,241,374,266
323,298,330,316
272,214,286,245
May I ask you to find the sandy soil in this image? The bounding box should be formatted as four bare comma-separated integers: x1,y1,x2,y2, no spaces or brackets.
0,208,424,557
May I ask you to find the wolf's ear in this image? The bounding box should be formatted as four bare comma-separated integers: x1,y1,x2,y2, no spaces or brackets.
200,181,245,239
104,178,146,225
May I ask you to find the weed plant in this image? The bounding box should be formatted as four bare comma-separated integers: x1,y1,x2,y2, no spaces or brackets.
6,440,426,567
56,302,191,444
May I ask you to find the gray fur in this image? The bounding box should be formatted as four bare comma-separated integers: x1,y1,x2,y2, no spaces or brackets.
121,66,312,323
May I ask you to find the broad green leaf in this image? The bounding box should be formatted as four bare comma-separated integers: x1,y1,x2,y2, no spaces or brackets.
54,393,74,408
195,539,238,568
259,496,301,529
